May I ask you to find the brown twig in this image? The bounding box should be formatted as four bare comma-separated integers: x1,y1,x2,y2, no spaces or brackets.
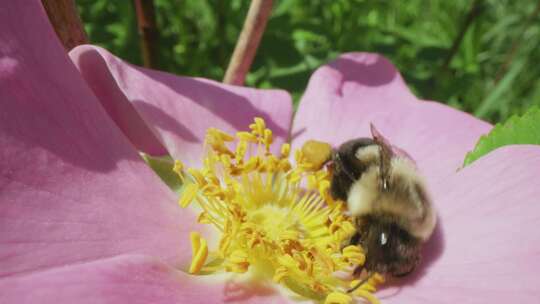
223,0,273,85
42,0,88,50
440,0,484,72
494,0,540,84
134,0,159,68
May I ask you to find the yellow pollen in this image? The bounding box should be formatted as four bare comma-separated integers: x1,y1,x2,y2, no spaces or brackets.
175,118,382,303
301,140,333,171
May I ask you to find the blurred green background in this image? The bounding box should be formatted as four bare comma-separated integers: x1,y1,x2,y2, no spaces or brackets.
76,0,540,123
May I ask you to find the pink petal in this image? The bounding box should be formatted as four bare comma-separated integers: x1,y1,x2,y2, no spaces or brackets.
379,145,540,303
292,53,492,185
69,45,293,166
0,254,291,304
0,0,197,278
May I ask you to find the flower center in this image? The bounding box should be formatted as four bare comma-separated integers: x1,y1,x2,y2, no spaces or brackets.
249,205,300,240
174,118,383,303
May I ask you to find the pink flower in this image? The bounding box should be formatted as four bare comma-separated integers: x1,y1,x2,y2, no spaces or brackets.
1,1,539,303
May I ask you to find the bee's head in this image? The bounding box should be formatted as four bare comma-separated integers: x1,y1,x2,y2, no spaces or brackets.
356,215,422,277
330,124,398,202
330,138,377,201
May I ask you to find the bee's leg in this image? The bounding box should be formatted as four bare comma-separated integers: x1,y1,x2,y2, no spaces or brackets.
352,265,364,277
349,232,361,245
347,272,371,293
341,232,361,251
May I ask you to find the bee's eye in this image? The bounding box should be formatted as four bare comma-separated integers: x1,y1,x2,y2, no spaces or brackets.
380,232,388,246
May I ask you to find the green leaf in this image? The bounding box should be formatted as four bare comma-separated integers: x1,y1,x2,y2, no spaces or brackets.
464,106,540,166
141,154,182,192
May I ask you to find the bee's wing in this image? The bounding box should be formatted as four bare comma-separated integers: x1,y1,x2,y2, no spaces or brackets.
370,123,393,187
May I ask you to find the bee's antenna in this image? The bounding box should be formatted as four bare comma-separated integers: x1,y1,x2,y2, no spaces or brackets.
347,272,372,293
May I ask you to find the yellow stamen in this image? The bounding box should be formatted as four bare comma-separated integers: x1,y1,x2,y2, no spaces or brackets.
251,117,266,135
173,160,184,175
178,183,199,207
281,143,291,158
342,245,366,265
237,131,257,142
235,140,248,162
189,232,208,274
325,292,352,304
273,265,288,283
350,274,385,303
176,118,382,303
225,249,250,273
354,290,381,304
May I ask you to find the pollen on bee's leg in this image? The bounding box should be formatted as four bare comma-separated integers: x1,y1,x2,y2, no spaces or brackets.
301,140,333,170
189,232,208,274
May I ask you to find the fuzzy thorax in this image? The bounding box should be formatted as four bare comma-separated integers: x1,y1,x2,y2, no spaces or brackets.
348,148,436,241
